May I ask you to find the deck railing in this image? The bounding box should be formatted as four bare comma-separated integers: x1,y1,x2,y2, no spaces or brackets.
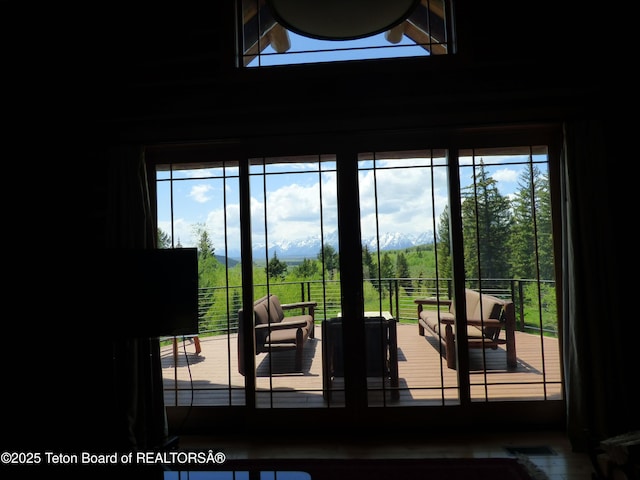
195,278,557,338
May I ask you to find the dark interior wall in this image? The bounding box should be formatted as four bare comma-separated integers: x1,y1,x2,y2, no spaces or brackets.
78,2,604,145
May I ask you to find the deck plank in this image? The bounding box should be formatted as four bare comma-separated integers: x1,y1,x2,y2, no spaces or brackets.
161,323,562,407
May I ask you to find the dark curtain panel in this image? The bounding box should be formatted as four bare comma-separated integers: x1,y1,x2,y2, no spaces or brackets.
105,145,164,451
562,120,638,451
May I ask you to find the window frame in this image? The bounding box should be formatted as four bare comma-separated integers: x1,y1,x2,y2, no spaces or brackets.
146,122,566,435
237,0,456,68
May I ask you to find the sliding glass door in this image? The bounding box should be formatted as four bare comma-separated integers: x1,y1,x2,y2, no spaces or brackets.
150,126,563,429
249,155,339,408
356,146,561,407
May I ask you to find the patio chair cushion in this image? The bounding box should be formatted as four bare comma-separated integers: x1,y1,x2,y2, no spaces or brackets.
416,289,516,369
237,293,316,375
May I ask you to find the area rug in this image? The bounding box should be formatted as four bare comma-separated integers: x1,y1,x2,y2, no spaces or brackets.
167,457,549,480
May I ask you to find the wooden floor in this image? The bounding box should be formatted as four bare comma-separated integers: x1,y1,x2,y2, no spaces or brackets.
161,323,563,408
178,429,595,480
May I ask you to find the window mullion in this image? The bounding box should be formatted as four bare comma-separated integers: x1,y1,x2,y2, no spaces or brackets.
336,152,368,410
447,147,471,403
239,158,257,408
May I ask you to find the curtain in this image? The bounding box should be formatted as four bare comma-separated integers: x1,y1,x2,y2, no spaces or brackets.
105,144,164,451
562,119,638,451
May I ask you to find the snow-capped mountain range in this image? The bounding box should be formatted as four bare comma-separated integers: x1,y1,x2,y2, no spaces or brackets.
225,230,434,260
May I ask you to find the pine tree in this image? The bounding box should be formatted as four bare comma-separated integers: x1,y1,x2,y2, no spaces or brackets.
193,223,219,288
318,244,339,279
461,161,513,282
193,222,215,258
436,205,452,280
510,164,536,279
535,171,554,281
381,252,394,279
266,251,288,280
157,227,171,248
362,244,375,280
509,165,554,281
396,252,411,291
378,252,395,297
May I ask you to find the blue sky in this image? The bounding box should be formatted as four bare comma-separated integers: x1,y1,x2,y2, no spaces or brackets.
247,30,431,67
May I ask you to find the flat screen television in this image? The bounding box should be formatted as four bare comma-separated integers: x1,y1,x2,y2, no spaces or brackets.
94,248,199,338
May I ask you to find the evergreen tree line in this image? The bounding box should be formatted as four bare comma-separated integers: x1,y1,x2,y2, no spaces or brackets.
436,161,554,282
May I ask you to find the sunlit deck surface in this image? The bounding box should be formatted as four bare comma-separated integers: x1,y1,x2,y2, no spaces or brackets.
161,323,562,408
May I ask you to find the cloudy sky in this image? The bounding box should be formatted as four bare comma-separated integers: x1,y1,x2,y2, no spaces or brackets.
157,154,539,254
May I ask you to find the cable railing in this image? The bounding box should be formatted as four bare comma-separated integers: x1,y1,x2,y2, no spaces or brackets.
194,278,557,338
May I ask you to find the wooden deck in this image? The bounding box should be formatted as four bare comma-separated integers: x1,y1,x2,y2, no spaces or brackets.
161,323,563,408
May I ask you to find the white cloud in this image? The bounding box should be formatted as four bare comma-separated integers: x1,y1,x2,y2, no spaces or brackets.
205,204,241,252
189,184,213,203
158,218,196,248
159,157,528,252
358,166,448,237
492,167,519,184
257,176,339,243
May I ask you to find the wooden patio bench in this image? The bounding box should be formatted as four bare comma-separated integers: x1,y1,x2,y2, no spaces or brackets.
416,288,516,369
